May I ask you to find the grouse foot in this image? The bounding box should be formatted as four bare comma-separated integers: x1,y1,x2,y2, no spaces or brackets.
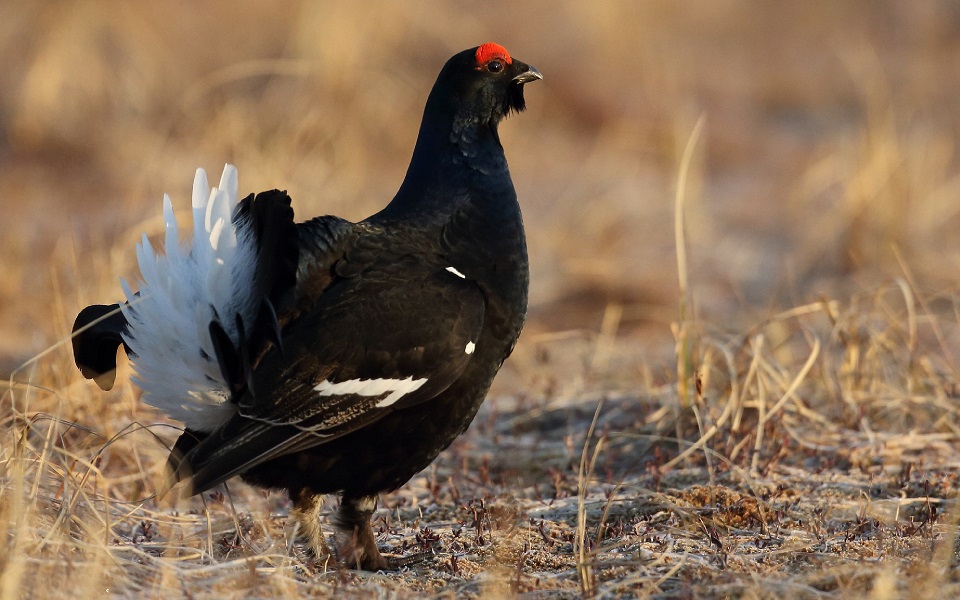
330,494,435,570
332,494,389,570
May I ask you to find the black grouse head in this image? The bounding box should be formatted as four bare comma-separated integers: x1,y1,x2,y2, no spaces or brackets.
429,42,542,129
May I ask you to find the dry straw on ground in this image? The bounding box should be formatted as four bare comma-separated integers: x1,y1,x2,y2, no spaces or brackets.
4,2,960,598
5,264,960,599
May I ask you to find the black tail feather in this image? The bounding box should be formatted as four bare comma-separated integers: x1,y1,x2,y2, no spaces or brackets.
209,318,244,397
183,420,303,495
72,303,129,390
259,297,284,354
234,189,299,316
160,428,204,496
209,190,299,401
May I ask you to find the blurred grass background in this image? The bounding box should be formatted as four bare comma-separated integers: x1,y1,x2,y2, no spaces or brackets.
3,0,960,380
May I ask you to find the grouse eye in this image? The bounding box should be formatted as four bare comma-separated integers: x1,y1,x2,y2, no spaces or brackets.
486,59,504,73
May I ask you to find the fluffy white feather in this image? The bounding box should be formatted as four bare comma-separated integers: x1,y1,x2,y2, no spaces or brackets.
120,164,259,432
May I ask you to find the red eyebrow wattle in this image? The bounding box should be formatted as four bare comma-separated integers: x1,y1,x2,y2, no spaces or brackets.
475,42,512,65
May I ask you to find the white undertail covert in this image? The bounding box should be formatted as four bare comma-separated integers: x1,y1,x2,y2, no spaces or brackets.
120,165,258,432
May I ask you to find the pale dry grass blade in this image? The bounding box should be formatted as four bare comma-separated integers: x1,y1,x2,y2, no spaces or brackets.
673,113,706,411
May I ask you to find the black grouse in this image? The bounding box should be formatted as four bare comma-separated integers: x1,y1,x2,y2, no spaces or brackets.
72,43,541,570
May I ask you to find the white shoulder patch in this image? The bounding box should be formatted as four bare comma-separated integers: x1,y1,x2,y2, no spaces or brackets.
314,376,429,408
446,266,466,279
465,341,476,355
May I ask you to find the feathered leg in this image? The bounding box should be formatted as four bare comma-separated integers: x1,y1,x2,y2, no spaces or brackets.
290,489,331,562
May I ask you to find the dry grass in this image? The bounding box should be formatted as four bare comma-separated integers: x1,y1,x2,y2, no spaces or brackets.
5,1,960,598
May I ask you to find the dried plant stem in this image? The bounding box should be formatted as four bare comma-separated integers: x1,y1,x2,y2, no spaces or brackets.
674,113,706,410
575,400,604,598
